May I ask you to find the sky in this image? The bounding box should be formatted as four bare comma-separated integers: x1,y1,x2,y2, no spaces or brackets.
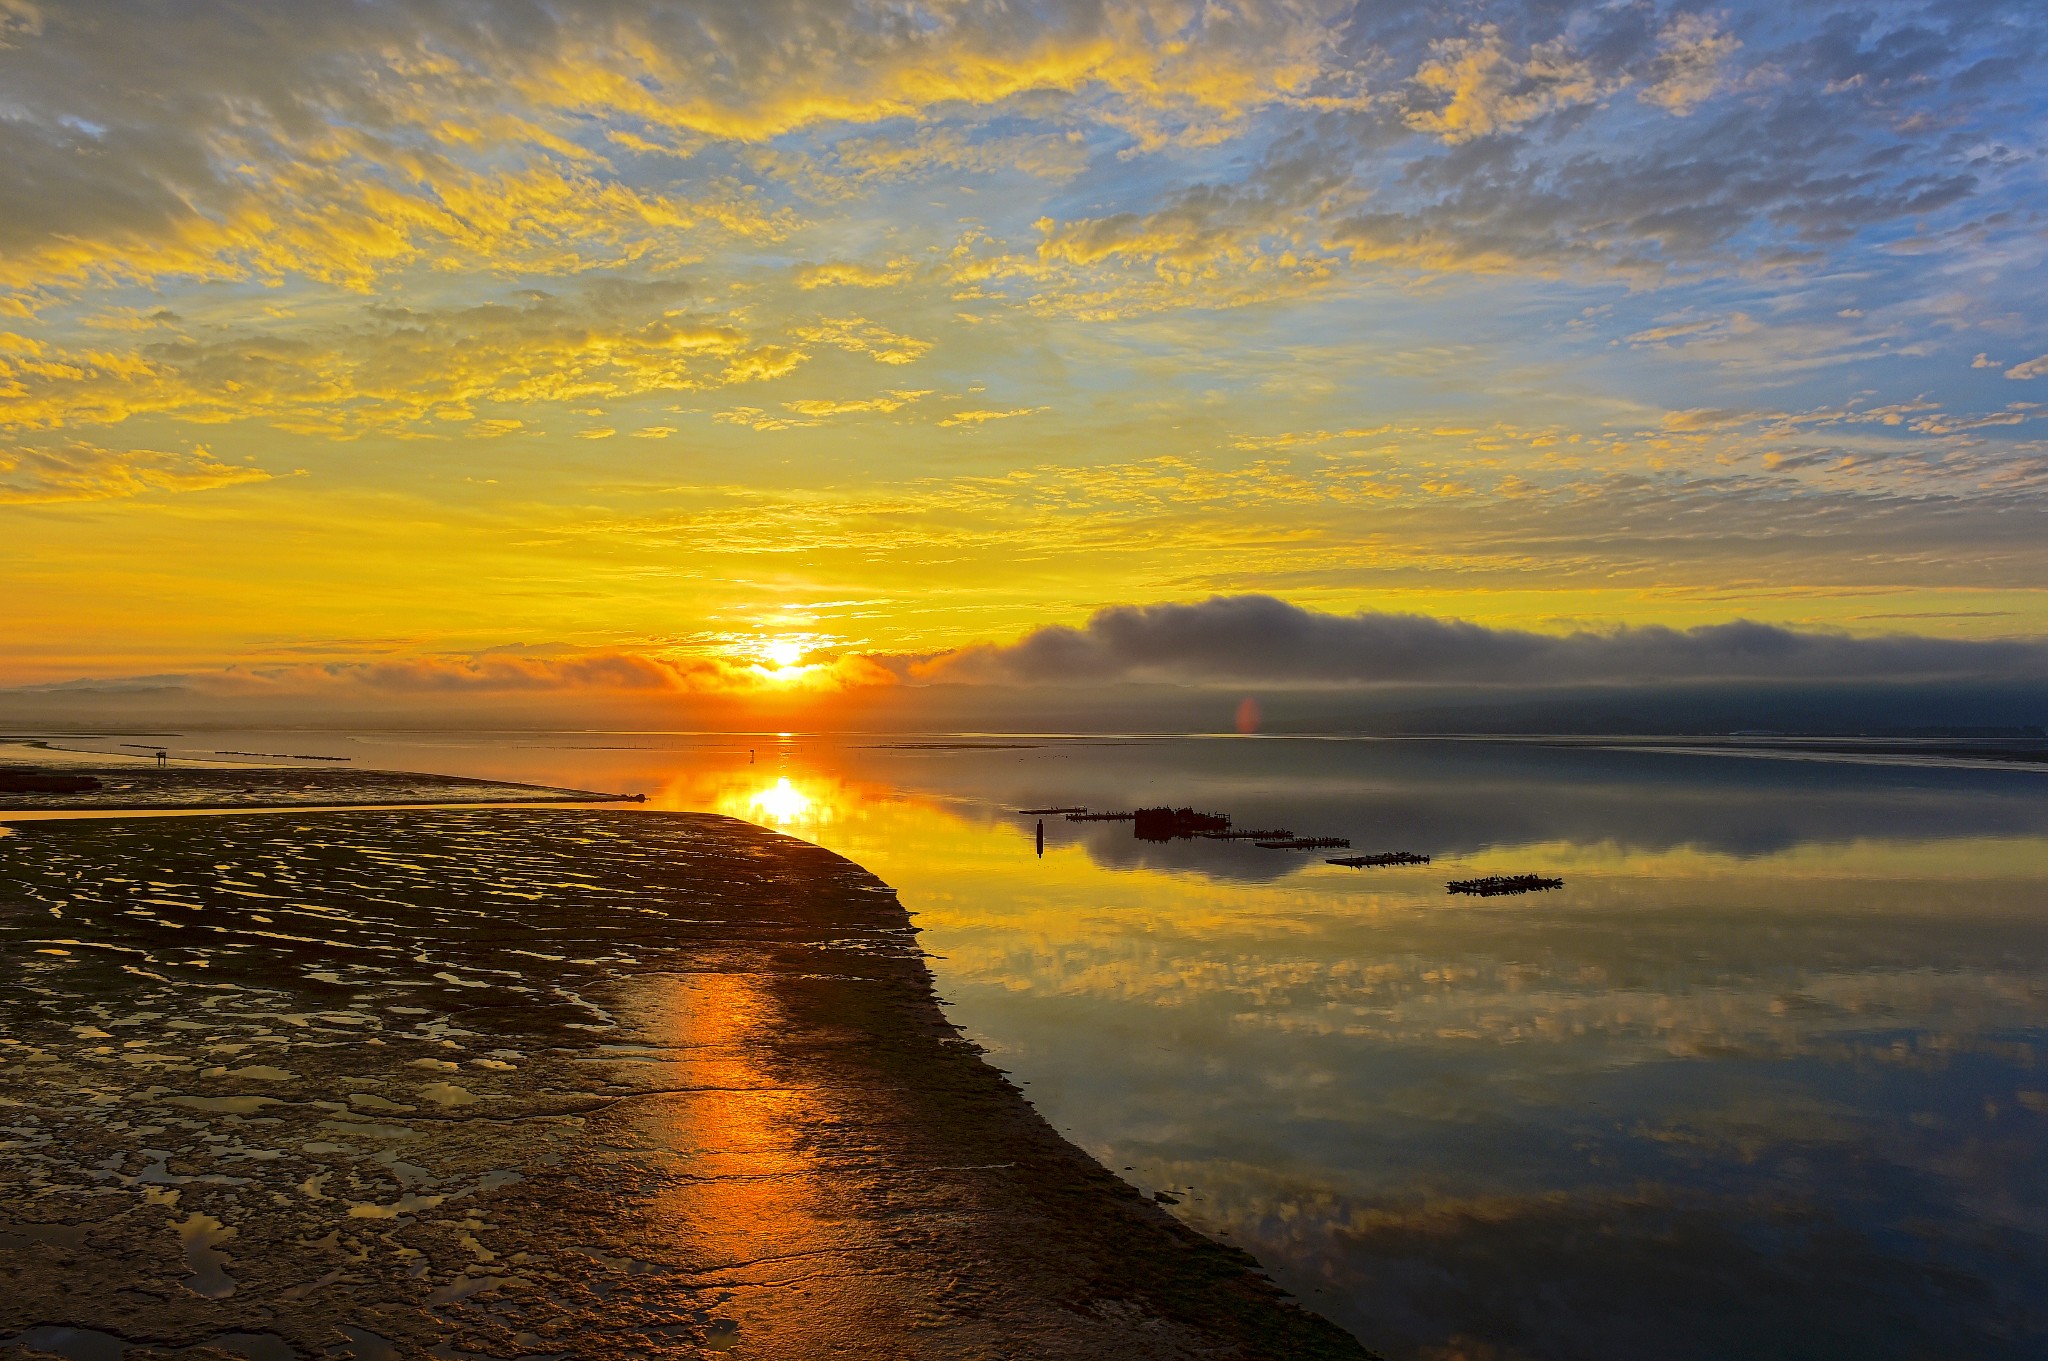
3,0,2047,724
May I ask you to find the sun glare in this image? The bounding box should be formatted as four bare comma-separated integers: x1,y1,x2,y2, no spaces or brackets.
762,639,806,669
748,776,812,824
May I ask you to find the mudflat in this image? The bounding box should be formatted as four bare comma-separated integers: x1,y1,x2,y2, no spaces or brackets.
0,808,1369,1360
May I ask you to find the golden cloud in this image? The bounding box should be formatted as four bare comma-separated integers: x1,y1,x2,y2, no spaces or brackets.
794,259,920,290
784,392,929,417
1404,25,1620,144
0,294,824,437
0,441,270,504
0,139,793,299
938,406,1043,427
792,317,933,366
199,647,897,699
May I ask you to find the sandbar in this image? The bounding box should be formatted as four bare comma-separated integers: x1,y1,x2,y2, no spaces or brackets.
0,743,635,813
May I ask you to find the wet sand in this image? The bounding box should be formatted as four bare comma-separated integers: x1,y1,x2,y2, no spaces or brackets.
0,807,1370,1359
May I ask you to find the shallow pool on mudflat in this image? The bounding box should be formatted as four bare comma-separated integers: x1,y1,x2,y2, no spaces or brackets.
30,730,2048,1359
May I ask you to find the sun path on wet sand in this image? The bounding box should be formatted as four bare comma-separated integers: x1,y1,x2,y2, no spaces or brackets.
0,805,1372,1360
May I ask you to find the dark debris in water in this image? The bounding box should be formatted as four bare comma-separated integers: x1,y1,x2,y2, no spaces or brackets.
1446,874,1565,896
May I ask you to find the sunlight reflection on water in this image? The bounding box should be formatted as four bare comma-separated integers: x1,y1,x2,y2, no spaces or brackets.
741,775,816,826
26,729,2048,1359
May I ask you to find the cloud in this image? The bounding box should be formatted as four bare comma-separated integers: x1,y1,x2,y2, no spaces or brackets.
713,405,813,431
0,0,2042,681
0,123,791,297
791,317,931,366
28,596,2044,732
0,286,816,437
2,0,2016,323
714,390,931,428
1068,6,2016,295
938,406,1042,427
1640,13,1742,115
0,0,1352,300
793,260,918,290
1031,144,1350,277
0,0,2030,335
0,0,2035,436
572,428,2048,603
2007,354,2048,380
768,128,1093,201
917,596,2048,687
0,441,270,504
1007,0,2011,308
783,392,927,417
155,647,898,700
1404,25,1618,144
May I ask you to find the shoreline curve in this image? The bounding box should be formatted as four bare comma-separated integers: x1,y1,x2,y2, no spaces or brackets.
0,806,1374,1359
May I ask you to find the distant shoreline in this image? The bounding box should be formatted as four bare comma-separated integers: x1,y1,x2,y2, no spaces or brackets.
1525,734,2048,770
0,746,641,812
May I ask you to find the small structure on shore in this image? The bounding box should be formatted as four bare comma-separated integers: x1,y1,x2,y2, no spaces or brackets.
1447,873,1564,896
1328,851,1430,868
1133,807,1230,841
1256,836,1350,850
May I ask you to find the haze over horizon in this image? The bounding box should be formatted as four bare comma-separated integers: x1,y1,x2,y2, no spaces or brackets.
5,0,2047,729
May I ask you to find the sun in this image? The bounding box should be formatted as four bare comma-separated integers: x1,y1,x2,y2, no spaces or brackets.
761,638,807,669
737,632,841,688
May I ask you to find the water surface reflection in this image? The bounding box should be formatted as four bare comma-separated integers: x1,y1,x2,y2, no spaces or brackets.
32,731,2048,1357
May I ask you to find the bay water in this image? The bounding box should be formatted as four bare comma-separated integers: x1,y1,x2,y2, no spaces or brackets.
26,730,2048,1359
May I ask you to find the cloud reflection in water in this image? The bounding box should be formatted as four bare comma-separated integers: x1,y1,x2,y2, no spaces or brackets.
164,730,2048,1358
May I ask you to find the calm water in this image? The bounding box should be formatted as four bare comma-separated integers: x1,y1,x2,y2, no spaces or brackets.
27,731,2048,1358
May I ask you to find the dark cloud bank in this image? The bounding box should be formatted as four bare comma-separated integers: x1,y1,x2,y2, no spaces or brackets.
923,596,2048,688
899,596,2048,736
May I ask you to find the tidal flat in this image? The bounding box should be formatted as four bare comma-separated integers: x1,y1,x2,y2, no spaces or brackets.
0,808,1366,1360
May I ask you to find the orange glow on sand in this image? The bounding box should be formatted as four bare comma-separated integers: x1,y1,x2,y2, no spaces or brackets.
621,972,878,1343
